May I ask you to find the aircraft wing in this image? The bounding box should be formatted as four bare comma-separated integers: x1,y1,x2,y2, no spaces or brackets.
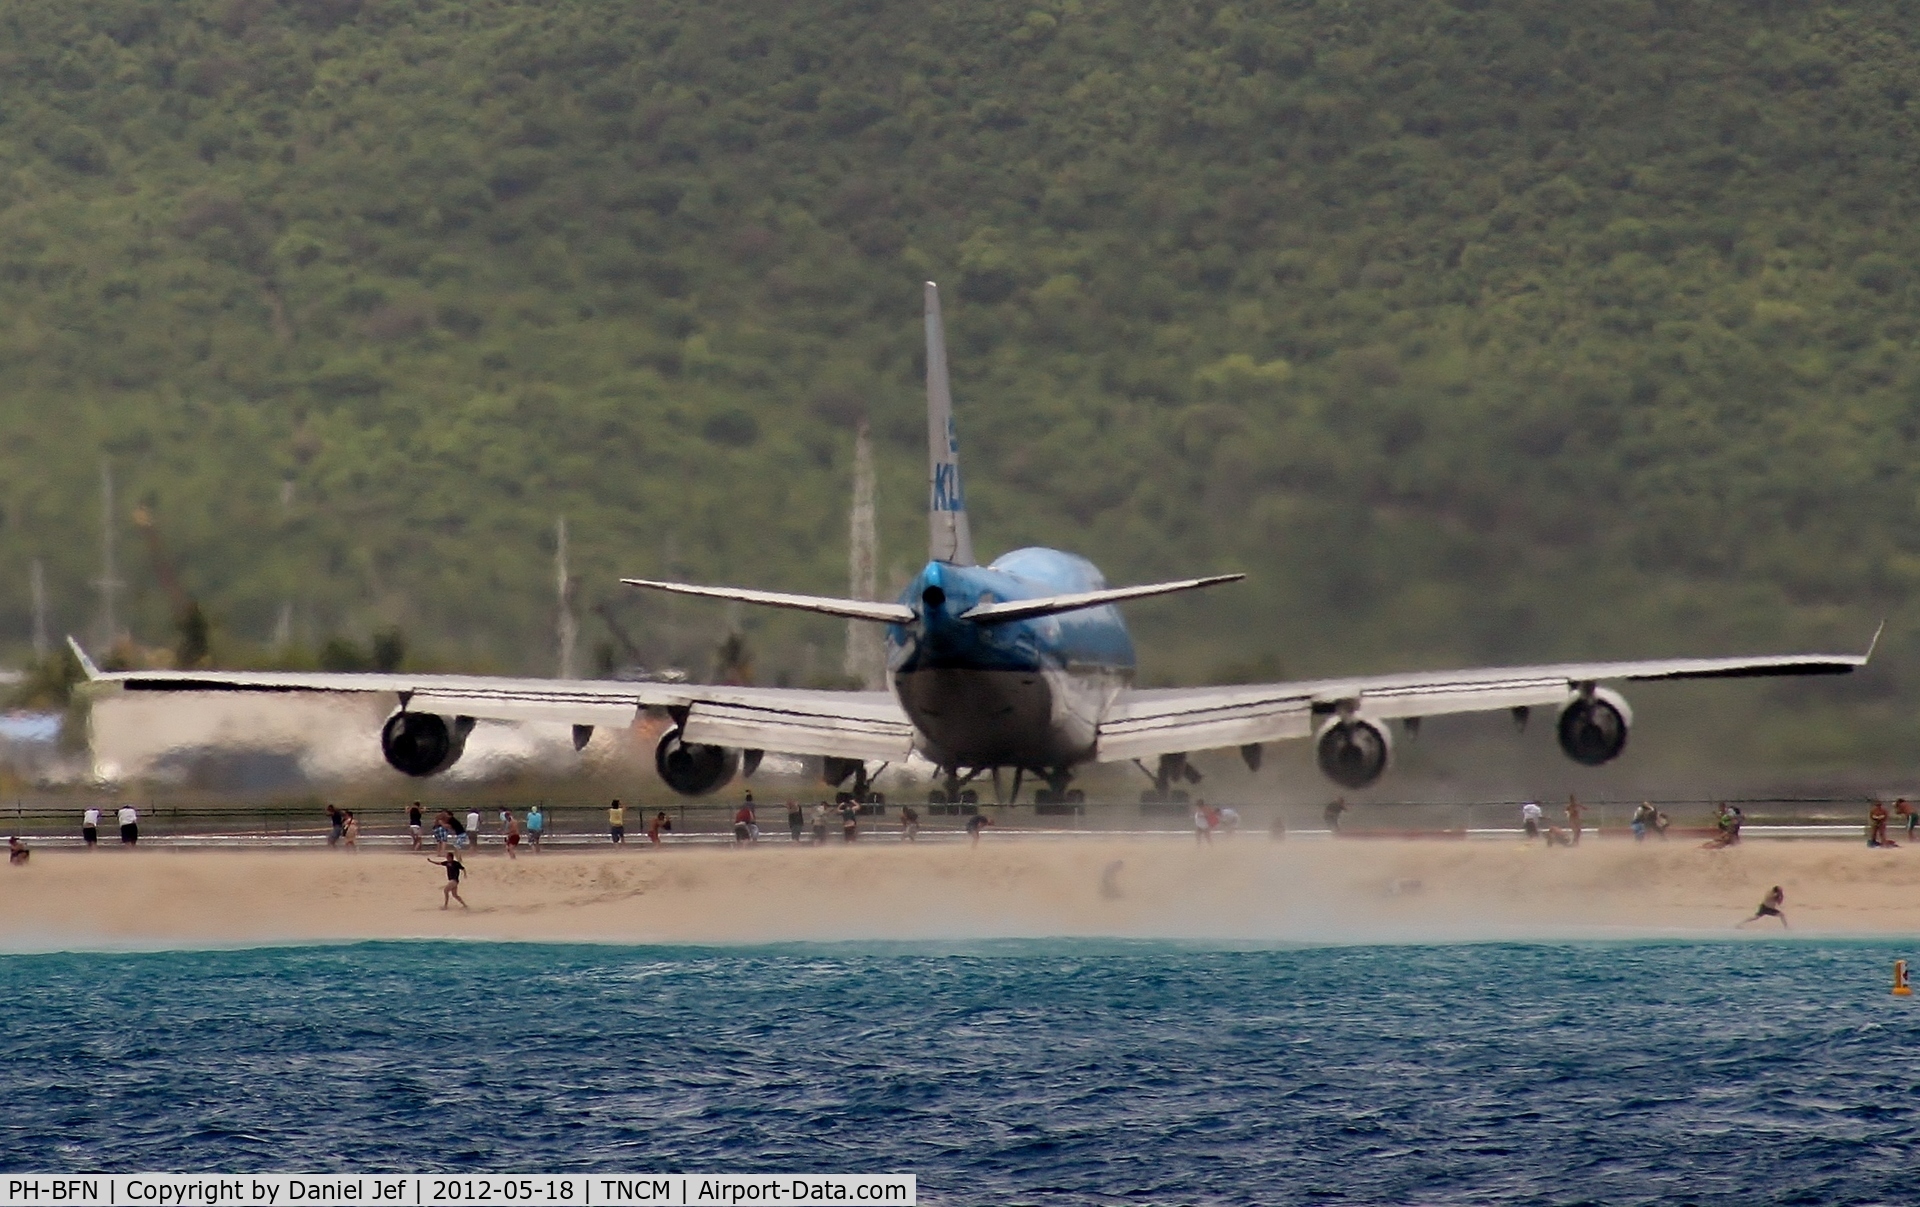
1094,643,1875,763
72,644,915,761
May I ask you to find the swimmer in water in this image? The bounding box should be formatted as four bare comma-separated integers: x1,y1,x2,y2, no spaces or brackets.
1738,885,1787,929
430,852,469,909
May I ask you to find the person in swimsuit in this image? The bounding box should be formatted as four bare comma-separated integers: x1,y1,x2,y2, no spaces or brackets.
1739,885,1787,929
501,809,522,859
408,801,424,851
431,852,469,909
1869,799,1894,848
1565,794,1585,845
342,810,359,850
647,811,672,844
8,836,28,865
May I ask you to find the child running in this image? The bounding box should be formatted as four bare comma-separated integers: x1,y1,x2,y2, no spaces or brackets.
430,852,469,909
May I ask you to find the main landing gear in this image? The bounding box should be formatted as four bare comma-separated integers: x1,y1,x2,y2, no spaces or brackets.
824,757,887,807
1134,752,1201,804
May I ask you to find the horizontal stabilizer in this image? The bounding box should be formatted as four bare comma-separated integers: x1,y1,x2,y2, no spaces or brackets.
65,636,101,680
621,578,915,624
961,574,1244,624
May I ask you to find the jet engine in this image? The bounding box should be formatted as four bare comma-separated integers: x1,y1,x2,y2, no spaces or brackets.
1315,714,1392,789
381,711,473,777
1556,688,1632,766
654,726,741,796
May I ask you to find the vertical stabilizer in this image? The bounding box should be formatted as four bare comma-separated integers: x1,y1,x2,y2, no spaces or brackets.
924,281,976,566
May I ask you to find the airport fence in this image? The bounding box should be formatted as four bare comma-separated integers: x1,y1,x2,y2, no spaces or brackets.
0,795,1895,843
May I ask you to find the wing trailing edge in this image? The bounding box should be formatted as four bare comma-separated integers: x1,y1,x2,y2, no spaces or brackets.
961,574,1245,624
621,578,915,624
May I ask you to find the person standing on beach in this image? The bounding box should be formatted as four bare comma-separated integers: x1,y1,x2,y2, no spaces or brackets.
788,800,804,842
526,805,544,851
1520,801,1542,841
82,806,99,849
430,852,469,909
501,808,522,859
1869,799,1895,848
900,804,920,842
118,803,139,847
1565,795,1585,845
466,809,483,851
326,803,343,847
408,802,424,852
811,802,829,845
608,800,626,845
840,800,860,843
733,801,756,846
648,811,672,844
9,836,29,865
342,810,360,850
1739,886,1788,929
1631,802,1656,842
1898,799,1917,842
1324,798,1349,834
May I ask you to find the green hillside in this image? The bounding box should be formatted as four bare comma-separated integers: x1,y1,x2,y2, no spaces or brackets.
2,0,1917,769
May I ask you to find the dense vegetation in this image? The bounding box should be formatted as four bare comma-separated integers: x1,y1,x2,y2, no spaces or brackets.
3,0,1918,771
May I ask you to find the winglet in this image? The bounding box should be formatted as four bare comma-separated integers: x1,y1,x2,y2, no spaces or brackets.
1865,619,1885,664
65,635,101,680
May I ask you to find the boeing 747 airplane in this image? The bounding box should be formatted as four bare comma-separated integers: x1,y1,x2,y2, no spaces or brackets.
73,284,1875,804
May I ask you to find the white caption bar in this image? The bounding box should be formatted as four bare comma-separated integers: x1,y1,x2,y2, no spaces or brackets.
0,1176,915,1207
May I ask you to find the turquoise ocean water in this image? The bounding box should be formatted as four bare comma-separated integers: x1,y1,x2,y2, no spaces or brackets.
3,940,1919,1204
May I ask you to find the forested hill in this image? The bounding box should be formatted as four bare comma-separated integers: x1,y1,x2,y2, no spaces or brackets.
2,0,1918,766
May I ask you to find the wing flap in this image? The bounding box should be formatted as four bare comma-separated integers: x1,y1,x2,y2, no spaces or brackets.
1097,689,1315,762
682,699,916,760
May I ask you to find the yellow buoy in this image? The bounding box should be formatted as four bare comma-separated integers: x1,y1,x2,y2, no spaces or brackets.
1895,959,1912,997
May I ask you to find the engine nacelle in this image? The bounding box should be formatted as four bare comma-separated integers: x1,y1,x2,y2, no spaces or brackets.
1315,714,1392,789
1557,688,1632,766
654,726,741,796
381,711,472,777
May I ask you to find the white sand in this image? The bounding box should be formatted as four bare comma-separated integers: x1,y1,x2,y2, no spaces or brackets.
2,837,1916,949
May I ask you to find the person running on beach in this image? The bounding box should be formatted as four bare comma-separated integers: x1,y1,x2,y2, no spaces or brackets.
118,804,139,847
900,804,920,842
811,802,829,845
1565,794,1585,845
840,800,859,843
432,811,452,852
648,811,672,845
788,800,804,842
326,803,343,847
430,852,469,909
1739,885,1788,929
82,806,100,849
342,810,360,851
408,801,424,851
1323,798,1349,834
500,809,521,859
966,812,994,847
445,809,467,851
1520,800,1543,841
8,836,28,865
608,800,626,845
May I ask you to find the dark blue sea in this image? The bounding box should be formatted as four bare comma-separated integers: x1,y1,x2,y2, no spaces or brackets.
4,940,1919,1204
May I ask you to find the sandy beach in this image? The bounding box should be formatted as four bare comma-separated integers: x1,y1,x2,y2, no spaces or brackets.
5,835,1920,948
